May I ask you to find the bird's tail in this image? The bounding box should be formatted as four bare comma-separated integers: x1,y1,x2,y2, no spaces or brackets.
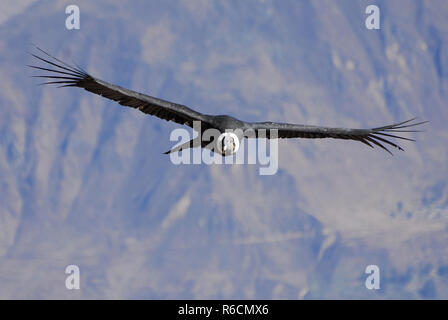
163,137,202,154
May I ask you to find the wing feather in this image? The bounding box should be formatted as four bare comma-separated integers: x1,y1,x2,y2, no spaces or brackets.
249,118,427,154
29,48,207,128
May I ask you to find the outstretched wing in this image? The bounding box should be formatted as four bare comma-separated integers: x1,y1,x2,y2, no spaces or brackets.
28,47,207,128
248,118,427,154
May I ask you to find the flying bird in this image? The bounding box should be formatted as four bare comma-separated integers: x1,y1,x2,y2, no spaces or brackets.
29,47,426,155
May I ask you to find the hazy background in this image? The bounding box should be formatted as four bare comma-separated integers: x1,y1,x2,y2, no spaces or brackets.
0,0,447,299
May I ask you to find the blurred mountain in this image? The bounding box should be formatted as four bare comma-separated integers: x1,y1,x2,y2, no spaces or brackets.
0,0,447,299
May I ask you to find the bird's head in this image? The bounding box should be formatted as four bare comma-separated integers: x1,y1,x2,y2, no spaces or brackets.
217,132,240,156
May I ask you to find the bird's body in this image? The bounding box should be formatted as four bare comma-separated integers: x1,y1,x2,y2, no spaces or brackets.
29,47,426,156
207,115,247,131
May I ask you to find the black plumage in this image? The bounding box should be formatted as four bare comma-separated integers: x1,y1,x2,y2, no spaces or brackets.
29,47,427,155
